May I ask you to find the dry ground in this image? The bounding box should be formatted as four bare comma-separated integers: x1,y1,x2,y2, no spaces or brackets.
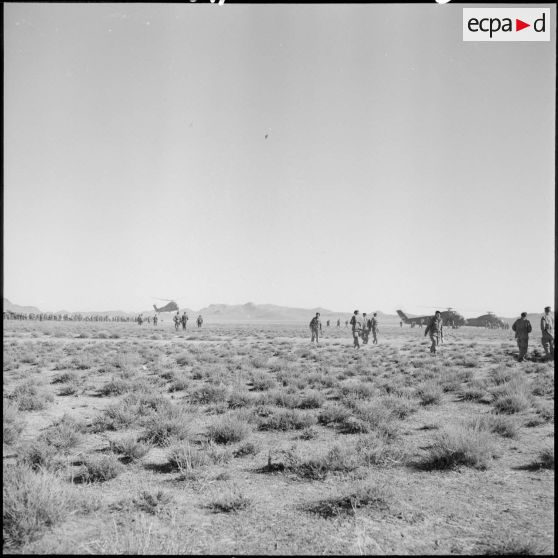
3,320,554,555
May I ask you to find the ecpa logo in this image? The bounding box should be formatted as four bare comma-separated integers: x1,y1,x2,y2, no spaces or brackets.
463,8,550,42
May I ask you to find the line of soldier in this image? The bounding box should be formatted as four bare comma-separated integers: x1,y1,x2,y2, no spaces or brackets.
3,311,136,322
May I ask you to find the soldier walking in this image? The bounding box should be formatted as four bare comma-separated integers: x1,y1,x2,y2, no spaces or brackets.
336,318,341,328
349,310,362,349
310,312,322,344
181,312,189,331
173,311,180,331
197,315,203,328
371,312,379,344
512,312,532,362
540,306,554,361
424,311,443,354
153,314,158,326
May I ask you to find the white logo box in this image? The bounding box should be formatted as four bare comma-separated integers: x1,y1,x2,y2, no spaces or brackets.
463,8,551,42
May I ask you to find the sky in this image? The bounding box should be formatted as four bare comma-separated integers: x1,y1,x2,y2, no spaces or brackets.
3,3,555,316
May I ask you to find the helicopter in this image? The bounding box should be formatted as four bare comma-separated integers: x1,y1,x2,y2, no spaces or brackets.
465,312,507,329
152,298,180,313
396,308,466,329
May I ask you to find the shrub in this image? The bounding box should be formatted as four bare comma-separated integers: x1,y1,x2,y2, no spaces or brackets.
318,404,351,426
538,447,554,470
134,489,173,515
190,384,228,404
207,416,251,444
306,483,391,517
40,415,84,450
17,440,59,471
251,372,276,391
233,441,260,458
110,435,150,462
58,381,80,396
206,485,251,513
169,376,190,392
3,465,75,547
167,442,209,472
493,394,530,414
98,378,136,397
76,453,124,483
340,382,375,399
176,352,195,366
473,415,519,439
258,409,317,431
141,407,193,447
288,445,361,480
298,390,326,409
3,403,25,445
11,381,53,411
51,371,79,384
420,423,495,470
416,381,443,406
355,433,407,466
228,389,256,409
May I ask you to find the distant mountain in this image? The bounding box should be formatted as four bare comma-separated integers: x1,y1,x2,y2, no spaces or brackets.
3,298,42,314
3,297,401,324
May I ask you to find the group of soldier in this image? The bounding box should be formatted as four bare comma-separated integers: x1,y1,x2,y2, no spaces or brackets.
171,312,203,331
310,310,380,348
308,307,554,361
512,306,554,362
134,311,204,330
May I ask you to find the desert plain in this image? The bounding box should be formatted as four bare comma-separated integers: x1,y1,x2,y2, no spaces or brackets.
3,319,554,554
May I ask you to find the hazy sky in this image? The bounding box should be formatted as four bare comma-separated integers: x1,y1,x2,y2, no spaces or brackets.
4,3,555,316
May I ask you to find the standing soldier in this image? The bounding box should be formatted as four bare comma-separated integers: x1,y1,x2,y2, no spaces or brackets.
371,312,379,344
173,311,180,331
137,314,143,326
153,314,158,326
345,320,349,328
326,319,330,327
309,312,322,344
197,314,203,328
349,310,362,349
400,320,403,328
424,311,443,355
512,312,532,362
337,318,341,328
181,312,189,331
540,306,554,361
361,312,369,344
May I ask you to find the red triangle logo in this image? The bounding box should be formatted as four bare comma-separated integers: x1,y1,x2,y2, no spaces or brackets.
516,19,530,32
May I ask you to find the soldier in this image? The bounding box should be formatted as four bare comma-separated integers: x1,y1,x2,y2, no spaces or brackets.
137,314,143,326
540,306,554,361
181,312,189,331
345,320,349,328
424,311,443,355
153,314,158,326
337,318,341,328
326,319,330,327
173,311,180,331
349,310,362,349
197,314,203,328
361,312,369,344
400,320,403,328
371,312,379,344
512,312,532,362
309,312,322,344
